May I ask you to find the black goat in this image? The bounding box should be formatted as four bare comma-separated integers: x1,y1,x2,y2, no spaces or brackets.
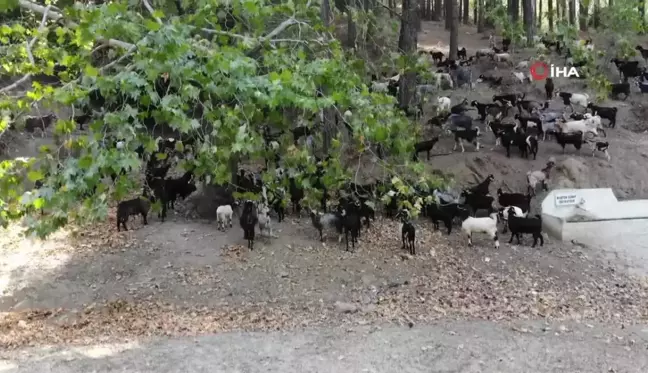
457,47,467,60
610,82,630,100
341,207,361,252
468,174,494,196
587,104,617,128
524,134,539,160
424,202,465,234
497,188,531,212
116,196,151,232
399,212,416,255
514,114,542,134
636,45,648,60
517,100,548,114
24,114,57,136
164,170,195,209
73,113,92,130
545,78,554,100
452,127,480,152
471,100,503,121
427,112,451,127
450,99,470,115
478,75,503,87
460,190,495,216
289,177,305,215
292,126,312,144
240,200,258,250
502,38,511,52
555,131,584,153
413,137,439,161
507,210,544,247
493,93,523,106
611,59,641,81
431,51,444,63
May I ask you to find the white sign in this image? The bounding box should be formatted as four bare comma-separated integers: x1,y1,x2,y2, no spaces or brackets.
555,192,579,207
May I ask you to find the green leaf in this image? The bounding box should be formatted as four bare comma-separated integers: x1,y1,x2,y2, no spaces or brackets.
144,19,161,32
27,171,44,182
84,65,99,77
33,198,44,209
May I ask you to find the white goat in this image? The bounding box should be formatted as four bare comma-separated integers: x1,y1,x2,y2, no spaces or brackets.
436,73,454,89
371,81,389,93
216,204,234,230
557,118,599,138
499,206,528,221
461,213,500,248
257,203,273,237
437,96,451,112
494,53,511,62
512,72,528,83
516,60,529,69
567,93,590,108
527,161,555,196
476,48,494,58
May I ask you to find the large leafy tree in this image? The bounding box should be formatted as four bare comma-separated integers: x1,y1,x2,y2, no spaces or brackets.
0,0,439,237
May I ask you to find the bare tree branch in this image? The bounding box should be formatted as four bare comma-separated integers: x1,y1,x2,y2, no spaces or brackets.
0,5,52,94
18,0,135,49
141,0,163,25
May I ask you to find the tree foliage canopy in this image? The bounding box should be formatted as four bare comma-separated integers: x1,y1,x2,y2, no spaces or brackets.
0,0,443,238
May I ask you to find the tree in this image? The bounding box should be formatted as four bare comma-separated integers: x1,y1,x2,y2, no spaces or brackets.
433,0,442,21
549,0,555,30
463,0,470,23
449,0,459,59
0,0,438,237
523,0,535,46
445,0,453,29
579,0,590,30
398,0,418,109
569,0,576,24
477,0,486,31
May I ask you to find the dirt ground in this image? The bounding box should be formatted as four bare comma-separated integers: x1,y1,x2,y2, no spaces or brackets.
1,21,648,359
3,321,648,373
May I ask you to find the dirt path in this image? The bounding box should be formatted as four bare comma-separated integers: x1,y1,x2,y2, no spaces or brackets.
3,321,648,373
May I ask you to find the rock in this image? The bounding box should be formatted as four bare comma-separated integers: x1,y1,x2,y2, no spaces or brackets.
334,301,358,313
278,271,289,278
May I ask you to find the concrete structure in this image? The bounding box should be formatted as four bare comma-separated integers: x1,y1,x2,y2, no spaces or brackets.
541,188,648,275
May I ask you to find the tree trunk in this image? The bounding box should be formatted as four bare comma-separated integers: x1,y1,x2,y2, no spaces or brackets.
388,0,394,16
445,0,452,29
523,0,535,46
473,2,477,25
321,0,334,154
560,0,566,21
591,0,599,27
537,0,542,28
398,0,418,109
579,0,589,30
463,0,470,23
347,0,357,49
548,0,554,30
433,0,441,20
449,0,459,59
639,0,645,26
477,0,485,31
426,0,432,20
416,0,423,31
568,0,575,24
511,0,520,22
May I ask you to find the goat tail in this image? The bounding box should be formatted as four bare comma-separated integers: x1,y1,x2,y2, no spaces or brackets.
535,214,542,220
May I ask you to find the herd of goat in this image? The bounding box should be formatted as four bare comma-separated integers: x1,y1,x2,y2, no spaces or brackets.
114,138,550,255
13,33,648,256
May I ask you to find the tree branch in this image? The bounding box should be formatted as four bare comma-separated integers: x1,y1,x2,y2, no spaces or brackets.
17,0,135,49
0,5,52,94
141,0,163,25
